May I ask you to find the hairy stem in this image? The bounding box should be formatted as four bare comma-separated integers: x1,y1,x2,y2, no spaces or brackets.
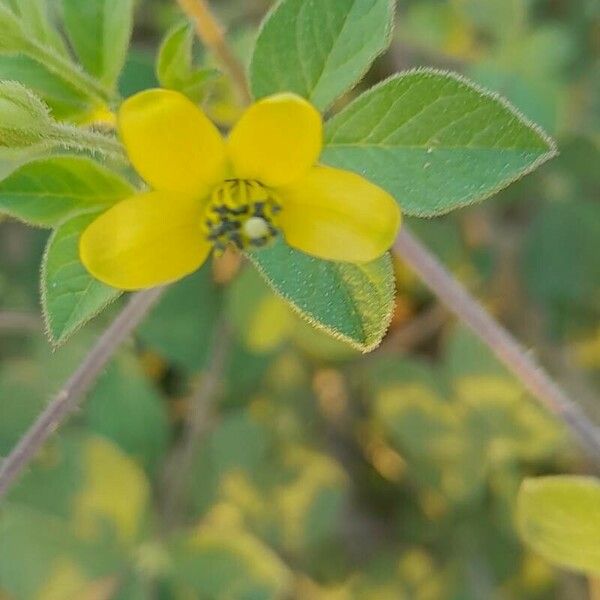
160,318,232,530
394,227,600,463
0,288,165,500
26,39,114,107
176,0,252,105
51,123,127,162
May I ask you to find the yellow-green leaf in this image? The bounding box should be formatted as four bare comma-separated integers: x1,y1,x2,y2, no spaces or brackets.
518,476,600,576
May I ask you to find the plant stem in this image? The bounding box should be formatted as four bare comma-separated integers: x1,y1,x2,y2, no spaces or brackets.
0,288,165,500
0,311,40,332
160,318,232,530
26,39,114,107
394,227,600,463
176,0,252,105
51,123,127,163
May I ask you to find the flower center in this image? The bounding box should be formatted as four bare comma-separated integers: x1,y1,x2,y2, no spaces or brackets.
204,180,281,253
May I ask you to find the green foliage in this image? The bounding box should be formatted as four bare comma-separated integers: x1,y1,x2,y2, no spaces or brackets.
0,156,133,227
61,0,135,89
157,22,219,102
250,0,395,110
42,212,121,346
171,525,292,599
0,0,598,598
323,69,557,216
0,3,26,50
86,354,170,474
0,80,54,147
0,54,90,120
139,266,223,371
522,202,600,333
12,0,69,57
518,476,600,576
249,240,395,352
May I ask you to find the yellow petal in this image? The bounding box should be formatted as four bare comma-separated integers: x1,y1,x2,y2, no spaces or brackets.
228,93,322,187
118,89,227,195
80,192,211,290
278,166,401,263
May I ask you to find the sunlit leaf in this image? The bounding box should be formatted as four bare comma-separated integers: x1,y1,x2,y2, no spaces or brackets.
518,476,600,576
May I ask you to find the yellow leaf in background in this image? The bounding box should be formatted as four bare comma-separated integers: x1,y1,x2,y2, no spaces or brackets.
187,514,292,597
247,294,294,353
73,436,149,545
276,447,348,549
35,559,88,600
517,476,600,576
35,558,118,600
574,327,600,369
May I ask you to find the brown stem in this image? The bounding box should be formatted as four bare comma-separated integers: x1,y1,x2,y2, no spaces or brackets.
0,311,40,332
0,288,165,500
393,227,600,463
176,0,252,105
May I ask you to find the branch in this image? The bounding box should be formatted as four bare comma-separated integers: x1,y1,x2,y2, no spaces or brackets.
0,288,165,500
176,0,252,105
0,311,40,332
393,227,600,463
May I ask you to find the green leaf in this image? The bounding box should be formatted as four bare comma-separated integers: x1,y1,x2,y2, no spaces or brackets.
0,54,91,120
87,354,169,475
522,202,600,331
0,4,27,51
0,156,133,227
13,0,69,57
157,22,219,102
250,0,395,111
42,211,121,345
248,240,395,352
139,266,223,371
323,69,557,216
61,0,135,88
518,476,600,576
171,525,292,599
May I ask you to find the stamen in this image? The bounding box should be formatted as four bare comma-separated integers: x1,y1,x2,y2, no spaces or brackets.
203,180,281,252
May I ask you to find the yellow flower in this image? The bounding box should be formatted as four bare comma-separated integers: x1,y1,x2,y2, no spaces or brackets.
80,90,401,290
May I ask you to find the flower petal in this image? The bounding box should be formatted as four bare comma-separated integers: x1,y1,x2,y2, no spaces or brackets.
118,89,227,195
228,93,322,187
80,192,211,290
278,166,401,263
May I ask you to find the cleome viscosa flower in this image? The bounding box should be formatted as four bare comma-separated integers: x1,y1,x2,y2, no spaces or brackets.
79,90,401,290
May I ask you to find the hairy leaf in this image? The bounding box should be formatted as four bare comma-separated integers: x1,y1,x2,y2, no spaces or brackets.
0,156,133,227
42,211,121,345
323,69,557,216
250,0,395,111
248,240,395,351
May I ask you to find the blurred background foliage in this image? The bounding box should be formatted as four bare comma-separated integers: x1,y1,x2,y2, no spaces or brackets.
0,0,599,598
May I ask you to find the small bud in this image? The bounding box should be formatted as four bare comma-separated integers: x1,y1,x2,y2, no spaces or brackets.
0,81,54,148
